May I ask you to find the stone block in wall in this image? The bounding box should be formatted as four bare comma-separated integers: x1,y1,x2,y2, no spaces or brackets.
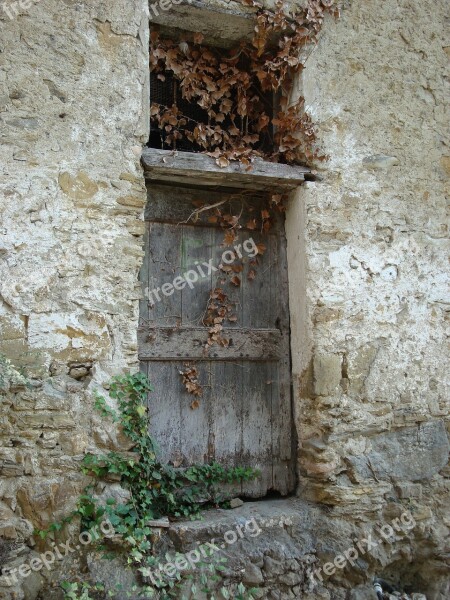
263,555,285,577
300,444,340,479
313,353,342,396
395,482,423,499
243,563,264,585
0,501,34,543
0,316,46,381
0,317,28,372
347,343,380,396
93,482,132,507
0,314,25,342
410,504,433,521
362,155,399,170
299,589,330,600
0,516,33,542
16,480,82,530
301,480,392,509
27,311,111,363
58,171,103,205
87,553,144,600
0,542,44,600
12,412,75,430
58,430,89,455
348,584,378,599
0,460,25,477
393,403,430,425
12,379,71,412
345,421,449,483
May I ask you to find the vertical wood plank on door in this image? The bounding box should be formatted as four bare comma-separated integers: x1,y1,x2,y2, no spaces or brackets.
211,228,243,329
181,225,213,327
178,225,213,465
147,361,182,466
210,361,244,497
241,361,273,496
242,230,271,329
139,223,151,325
210,362,243,465
148,222,182,327
180,360,211,465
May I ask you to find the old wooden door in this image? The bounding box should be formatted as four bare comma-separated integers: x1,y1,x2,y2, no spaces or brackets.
139,184,294,497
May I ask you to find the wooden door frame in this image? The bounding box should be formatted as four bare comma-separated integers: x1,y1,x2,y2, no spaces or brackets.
141,148,309,494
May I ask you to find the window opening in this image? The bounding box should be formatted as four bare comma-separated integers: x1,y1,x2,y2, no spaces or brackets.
148,37,274,155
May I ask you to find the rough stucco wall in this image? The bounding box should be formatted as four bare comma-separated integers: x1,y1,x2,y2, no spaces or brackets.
289,0,449,595
0,1,149,597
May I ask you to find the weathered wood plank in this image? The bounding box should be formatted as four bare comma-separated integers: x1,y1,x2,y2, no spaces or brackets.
146,222,182,327
145,184,283,229
271,361,295,495
138,327,283,360
139,223,151,325
149,2,256,50
147,361,182,466
142,148,309,191
180,361,211,465
210,362,246,497
271,233,296,493
181,226,213,326
242,230,274,329
241,361,273,496
211,227,243,329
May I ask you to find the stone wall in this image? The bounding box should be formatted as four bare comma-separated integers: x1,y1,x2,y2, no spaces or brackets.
0,0,448,599
287,0,449,595
0,1,149,597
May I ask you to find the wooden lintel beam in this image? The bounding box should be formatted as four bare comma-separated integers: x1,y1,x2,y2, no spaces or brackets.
141,148,309,192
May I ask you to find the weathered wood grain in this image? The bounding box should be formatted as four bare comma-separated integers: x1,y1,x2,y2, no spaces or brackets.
146,222,182,327
139,224,150,324
271,231,295,493
241,361,274,497
142,148,309,191
138,327,283,360
145,361,182,465
180,225,213,326
145,184,284,229
180,361,211,465
210,362,245,498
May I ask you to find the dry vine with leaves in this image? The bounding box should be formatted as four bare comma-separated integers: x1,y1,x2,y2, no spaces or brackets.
150,0,338,167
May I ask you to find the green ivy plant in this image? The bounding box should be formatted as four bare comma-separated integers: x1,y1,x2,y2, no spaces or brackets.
81,373,256,528
48,372,258,599
61,581,110,600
